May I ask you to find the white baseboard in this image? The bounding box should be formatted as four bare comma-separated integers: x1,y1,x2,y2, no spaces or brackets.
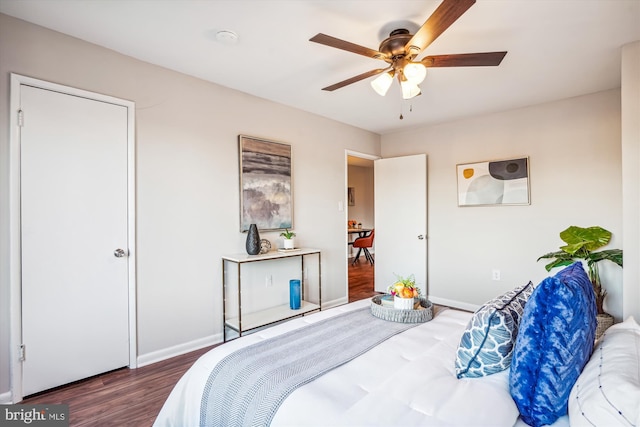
322,296,348,310
135,297,357,368
430,296,479,313
136,333,223,368
0,391,13,404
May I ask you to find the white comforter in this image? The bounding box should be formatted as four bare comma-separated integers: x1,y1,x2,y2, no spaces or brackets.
155,299,533,426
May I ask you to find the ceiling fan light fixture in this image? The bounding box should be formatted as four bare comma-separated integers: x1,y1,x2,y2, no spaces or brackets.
403,62,427,84
401,80,421,100
371,71,394,96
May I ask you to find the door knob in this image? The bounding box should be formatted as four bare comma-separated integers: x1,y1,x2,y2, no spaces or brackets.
114,248,127,258
418,235,424,240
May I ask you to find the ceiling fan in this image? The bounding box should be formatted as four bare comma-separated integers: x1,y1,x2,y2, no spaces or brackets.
309,0,507,100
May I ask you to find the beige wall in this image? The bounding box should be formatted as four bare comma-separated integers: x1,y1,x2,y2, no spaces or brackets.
382,90,624,314
621,41,640,321
347,165,374,229
0,14,380,399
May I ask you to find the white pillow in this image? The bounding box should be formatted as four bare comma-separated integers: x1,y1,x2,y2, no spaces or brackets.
568,316,640,427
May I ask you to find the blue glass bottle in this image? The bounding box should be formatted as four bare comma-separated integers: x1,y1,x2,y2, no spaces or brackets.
289,279,301,310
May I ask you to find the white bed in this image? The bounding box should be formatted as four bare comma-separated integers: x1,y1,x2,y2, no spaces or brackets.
154,298,568,427
156,261,640,427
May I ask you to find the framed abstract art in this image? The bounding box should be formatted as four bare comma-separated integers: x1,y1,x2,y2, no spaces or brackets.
239,135,293,231
457,157,530,206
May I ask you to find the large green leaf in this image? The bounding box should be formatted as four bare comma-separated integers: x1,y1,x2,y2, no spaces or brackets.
537,251,575,271
559,226,611,254
587,249,623,268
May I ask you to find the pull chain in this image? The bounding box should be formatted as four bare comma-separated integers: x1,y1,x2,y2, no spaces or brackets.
399,102,414,120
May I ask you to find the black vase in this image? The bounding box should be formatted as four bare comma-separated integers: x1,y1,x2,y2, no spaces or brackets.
246,224,260,255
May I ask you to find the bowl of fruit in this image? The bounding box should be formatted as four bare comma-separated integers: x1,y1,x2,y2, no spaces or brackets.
389,274,421,310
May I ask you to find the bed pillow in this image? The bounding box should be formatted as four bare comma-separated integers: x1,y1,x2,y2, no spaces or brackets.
509,262,597,427
455,281,534,378
569,316,640,426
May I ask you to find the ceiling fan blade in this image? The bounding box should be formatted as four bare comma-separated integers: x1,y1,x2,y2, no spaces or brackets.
321,68,390,91
405,0,476,57
421,51,507,67
310,33,387,60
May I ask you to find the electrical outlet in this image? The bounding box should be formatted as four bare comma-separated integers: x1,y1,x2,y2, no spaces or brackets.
265,275,273,287
492,269,501,281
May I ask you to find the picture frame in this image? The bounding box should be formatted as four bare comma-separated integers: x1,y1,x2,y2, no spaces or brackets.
239,135,292,231
348,187,355,206
456,157,530,206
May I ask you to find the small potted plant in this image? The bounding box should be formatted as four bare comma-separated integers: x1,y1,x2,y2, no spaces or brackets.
280,229,296,249
388,274,421,310
537,225,623,336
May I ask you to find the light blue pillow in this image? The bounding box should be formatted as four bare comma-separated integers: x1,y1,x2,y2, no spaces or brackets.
509,262,597,427
455,281,534,378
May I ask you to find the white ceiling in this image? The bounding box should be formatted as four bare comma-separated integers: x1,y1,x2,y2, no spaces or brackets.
1,0,638,135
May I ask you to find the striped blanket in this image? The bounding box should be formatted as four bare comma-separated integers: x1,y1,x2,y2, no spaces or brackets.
200,307,419,427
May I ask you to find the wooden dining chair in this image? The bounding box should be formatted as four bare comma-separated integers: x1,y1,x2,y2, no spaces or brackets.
351,229,375,266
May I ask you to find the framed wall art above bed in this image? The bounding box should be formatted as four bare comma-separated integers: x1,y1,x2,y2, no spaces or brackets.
457,157,530,207
239,135,293,232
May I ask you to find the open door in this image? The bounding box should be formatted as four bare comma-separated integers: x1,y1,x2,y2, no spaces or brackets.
374,154,427,295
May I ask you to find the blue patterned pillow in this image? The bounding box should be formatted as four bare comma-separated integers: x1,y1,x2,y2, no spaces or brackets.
509,262,597,427
455,281,534,378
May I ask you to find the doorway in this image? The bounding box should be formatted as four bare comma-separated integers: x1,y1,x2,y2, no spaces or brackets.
9,74,137,401
346,152,377,301
345,152,428,302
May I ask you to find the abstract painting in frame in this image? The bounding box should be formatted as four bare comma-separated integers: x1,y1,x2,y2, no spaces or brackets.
457,157,530,206
239,135,292,231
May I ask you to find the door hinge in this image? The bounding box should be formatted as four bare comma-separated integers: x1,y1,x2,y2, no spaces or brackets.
17,109,24,127
19,344,25,361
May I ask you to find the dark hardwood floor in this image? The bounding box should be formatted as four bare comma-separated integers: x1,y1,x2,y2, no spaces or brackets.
19,258,377,426
348,253,380,302
21,344,216,426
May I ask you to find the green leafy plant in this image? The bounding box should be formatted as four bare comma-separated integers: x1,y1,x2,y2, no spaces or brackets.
279,229,295,239
537,225,623,314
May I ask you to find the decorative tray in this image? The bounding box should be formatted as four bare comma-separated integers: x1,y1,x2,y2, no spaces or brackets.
370,295,433,323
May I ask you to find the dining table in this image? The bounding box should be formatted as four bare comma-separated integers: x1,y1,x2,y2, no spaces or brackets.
348,228,373,239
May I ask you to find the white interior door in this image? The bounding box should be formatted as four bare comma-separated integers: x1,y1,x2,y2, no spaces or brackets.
20,85,130,396
374,155,428,294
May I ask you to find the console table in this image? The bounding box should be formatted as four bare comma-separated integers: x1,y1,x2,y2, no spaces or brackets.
222,248,321,341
